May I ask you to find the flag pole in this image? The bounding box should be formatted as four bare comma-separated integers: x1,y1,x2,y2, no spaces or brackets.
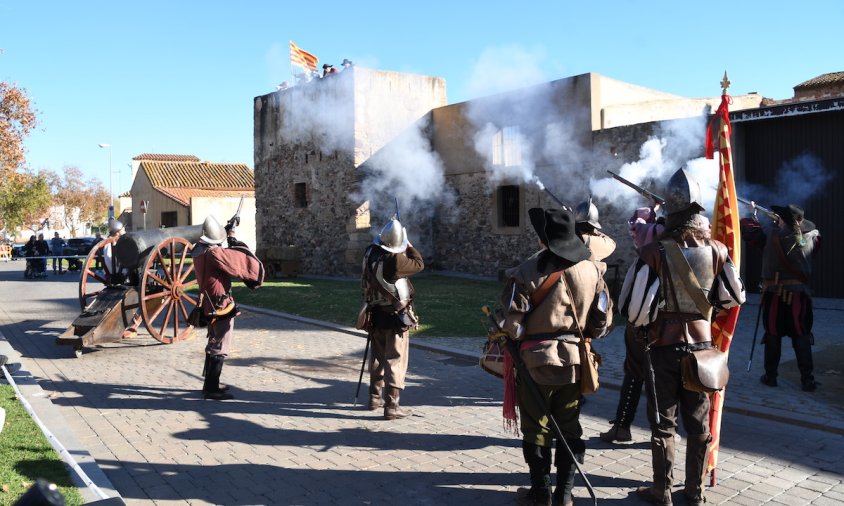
706,70,741,487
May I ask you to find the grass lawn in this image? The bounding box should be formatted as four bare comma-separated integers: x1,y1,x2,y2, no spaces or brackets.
0,385,83,505
232,275,505,337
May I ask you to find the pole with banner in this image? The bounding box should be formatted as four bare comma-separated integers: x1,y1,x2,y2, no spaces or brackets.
705,71,742,487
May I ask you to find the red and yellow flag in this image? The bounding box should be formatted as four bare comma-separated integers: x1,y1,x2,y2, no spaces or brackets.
289,40,318,73
704,78,741,486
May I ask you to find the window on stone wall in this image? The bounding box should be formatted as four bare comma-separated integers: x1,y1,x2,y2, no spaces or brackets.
161,211,177,228
492,126,522,167
497,185,520,228
294,183,308,208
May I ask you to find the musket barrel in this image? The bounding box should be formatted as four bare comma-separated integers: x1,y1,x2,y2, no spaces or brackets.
114,225,204,269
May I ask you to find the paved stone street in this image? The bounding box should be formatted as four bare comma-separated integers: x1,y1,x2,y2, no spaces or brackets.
0,261,842,505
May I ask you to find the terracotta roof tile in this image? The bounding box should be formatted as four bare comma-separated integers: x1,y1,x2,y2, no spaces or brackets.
132,153,201,161
155,188,254,207
141,161,254,190
794,72,844,90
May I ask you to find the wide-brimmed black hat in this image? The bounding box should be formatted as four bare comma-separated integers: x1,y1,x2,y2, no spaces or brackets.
771,204,803,225
528,208,591,264
323,63,333,69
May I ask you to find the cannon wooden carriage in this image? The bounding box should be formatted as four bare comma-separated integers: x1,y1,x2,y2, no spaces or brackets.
57,225,204,357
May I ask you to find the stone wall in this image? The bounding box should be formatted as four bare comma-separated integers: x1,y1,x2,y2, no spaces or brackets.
254,68,448,277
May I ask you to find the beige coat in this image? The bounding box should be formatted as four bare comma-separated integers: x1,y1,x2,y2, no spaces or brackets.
501,250,612,385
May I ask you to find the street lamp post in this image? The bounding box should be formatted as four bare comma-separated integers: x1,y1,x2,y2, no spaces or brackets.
98,143,113,219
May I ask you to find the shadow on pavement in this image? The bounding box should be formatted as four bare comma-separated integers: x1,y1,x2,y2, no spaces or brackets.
95,459,642,505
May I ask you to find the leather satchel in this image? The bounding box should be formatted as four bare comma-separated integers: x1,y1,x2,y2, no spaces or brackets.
680,347,729,393
479,339,506,378
578,338,601,395
355,303,372,331
560,273,602,395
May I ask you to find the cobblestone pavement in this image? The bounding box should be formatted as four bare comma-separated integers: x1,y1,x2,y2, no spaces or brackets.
0,262,842,505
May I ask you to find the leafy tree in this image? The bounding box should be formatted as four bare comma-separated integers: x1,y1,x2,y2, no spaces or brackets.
0,171,51,232
47,166,109,236
0,80,37,179
0,56,41,232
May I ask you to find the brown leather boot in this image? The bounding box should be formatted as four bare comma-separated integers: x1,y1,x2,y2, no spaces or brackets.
368,381,384,411
683,434,711,506
599,424,632,443
384,386,411,420
637,435,675,505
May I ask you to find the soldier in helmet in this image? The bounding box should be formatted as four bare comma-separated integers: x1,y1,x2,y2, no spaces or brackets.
740,203,821,392
193,215,264,400
361,216,424,420
574,197,616,261
101,218,144,337
103,218,126,283
619,167,745,506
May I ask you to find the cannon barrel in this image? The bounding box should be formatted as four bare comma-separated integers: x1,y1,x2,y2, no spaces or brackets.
114,225,204,269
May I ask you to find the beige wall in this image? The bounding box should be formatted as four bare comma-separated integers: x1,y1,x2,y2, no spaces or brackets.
129,169,188,230
190,197,256,251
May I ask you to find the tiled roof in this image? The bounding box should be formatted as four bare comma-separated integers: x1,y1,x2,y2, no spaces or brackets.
141,161,254,190
132,153,201,161
118,191,131,198
794,72,844,90
155,188,254,207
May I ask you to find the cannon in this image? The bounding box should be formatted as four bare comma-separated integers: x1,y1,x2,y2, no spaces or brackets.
57,226,203,357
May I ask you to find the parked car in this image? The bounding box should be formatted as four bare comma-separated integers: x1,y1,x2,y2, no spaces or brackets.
63,237,98,256
11,243,26,260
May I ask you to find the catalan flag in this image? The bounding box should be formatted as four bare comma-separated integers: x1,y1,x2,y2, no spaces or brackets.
704,73,742,487
289,40,318,73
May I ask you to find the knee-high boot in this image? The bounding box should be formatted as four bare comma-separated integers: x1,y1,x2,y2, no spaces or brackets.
762,333,781,382
518,441,552,506
793,335,817,390
637,435,674,505
683,434,711,506
553,438,585,506
203,355,233,400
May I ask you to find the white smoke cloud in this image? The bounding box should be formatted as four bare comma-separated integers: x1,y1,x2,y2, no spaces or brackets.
463,45,593,202
276,74,356,153
589,116,718,213
355,116,453,216
466,44,552,99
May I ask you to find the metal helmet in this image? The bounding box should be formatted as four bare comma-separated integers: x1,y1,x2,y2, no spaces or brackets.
374,217,408,254
107,218,124,235
574,197,601,230
200,216,226,245
663,167,704,215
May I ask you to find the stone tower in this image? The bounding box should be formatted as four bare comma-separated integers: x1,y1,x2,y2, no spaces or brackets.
253,67,447,275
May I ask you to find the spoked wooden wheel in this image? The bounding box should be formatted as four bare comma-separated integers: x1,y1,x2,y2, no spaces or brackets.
79,239,112,311
139,237,198,344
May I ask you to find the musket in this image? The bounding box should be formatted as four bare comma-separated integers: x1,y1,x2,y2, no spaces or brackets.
226,196,245,234
533,178,572,211
481,305,598,506
606,170,666,206
735,195,778,220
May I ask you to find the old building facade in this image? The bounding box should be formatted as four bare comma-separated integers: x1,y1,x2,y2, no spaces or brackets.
254,68,842,296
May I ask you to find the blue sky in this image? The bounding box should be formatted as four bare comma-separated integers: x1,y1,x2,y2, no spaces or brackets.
2,0,841,197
